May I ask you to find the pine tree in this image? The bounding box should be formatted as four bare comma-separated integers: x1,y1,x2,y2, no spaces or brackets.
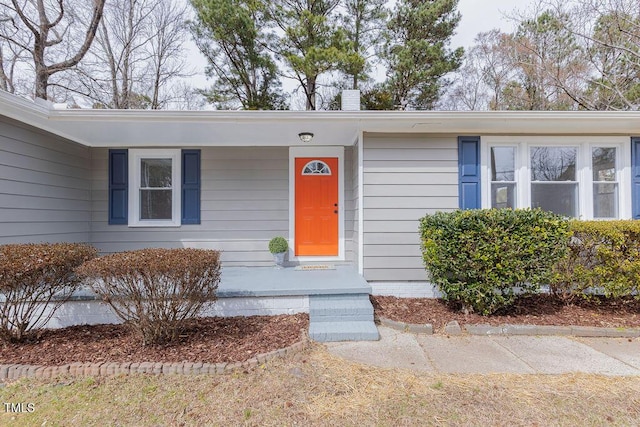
269,0,363,110
383,0,463,110
340,0,388,89
190,0,287,110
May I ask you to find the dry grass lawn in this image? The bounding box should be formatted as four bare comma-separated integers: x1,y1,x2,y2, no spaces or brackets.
1,344,639,426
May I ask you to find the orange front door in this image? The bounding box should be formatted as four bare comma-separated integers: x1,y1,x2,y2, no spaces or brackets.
295,157,339,256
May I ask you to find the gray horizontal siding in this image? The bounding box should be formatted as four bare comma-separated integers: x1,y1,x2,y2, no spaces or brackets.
343,146,355,264
362,133,458,281
90,147,289,265
91,146,355,266
0,117,91,244
364,196,457,209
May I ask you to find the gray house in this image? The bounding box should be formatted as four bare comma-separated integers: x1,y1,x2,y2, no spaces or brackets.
1,90,639,339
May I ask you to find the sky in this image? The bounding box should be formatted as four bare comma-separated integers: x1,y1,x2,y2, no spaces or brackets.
452,0,537,47
187,0,539,105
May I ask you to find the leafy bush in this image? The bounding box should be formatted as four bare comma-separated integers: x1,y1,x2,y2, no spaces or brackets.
77,248,221,345
268,237,288,254
0,243,97,342
551,220,640,301
420,209,570,315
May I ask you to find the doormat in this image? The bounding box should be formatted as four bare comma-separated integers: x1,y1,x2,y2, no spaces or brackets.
294,264,336,271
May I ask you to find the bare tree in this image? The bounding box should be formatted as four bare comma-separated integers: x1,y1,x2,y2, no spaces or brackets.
442,8,590,111
439,30,514,110
522,0,640,110
504,9,586,110
70,0,191,109
569,0,640,109
145,0,191,109
0,40,26,93
0,0,106,100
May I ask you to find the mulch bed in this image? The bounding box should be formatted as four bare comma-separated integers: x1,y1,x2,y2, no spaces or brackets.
371,294,640,334
3,296,640,367
0,314,308,366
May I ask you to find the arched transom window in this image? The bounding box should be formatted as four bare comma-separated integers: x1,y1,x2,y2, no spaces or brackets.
302,160,332,175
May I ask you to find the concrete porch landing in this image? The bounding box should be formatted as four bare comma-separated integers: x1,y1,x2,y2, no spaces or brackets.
218,266,379,342
218,266,370,297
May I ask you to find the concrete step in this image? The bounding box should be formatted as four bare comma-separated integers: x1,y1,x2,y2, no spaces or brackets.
309,294,373,322
308,293,379,342
309,320,380,342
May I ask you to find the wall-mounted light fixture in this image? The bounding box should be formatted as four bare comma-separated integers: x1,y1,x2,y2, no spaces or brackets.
298,132,314,143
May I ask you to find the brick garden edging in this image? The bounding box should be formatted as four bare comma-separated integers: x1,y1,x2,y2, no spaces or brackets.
378,317,640,338
0,332,310,381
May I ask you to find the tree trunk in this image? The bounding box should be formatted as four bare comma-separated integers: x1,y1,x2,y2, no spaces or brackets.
35,67,49,100
306,75,316,110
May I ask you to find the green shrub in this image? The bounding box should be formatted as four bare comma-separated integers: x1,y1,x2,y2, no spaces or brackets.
0,243,98,342
268,237,288,254
76,248,221,345
420,209,570,315
551,220,640,301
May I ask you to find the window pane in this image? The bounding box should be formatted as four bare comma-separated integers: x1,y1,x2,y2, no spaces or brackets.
491,183,516,209
141,159,172,188
592,147,616,182
531,183,577,217
140,190,172,220
530,147,576,181
491,147,515,181
594,183,618,218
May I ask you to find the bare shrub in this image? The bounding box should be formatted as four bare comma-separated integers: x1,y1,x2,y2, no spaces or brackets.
0,243,98,342
76,248,221,345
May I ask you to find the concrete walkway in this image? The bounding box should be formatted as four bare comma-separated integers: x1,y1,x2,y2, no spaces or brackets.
325,326,640,376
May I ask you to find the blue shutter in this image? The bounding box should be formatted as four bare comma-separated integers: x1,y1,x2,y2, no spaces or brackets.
182,149,201,224
108,149,128,224
458,136,481,210
632,138,640,219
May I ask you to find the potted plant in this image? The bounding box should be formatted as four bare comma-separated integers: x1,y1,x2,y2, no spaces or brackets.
268,237,288,268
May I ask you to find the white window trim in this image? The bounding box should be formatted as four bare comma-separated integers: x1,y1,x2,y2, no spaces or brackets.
128,149,181,227
289,146,345,262
481,136,631,220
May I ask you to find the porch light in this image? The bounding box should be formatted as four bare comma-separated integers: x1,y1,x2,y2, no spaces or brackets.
298,132,314,143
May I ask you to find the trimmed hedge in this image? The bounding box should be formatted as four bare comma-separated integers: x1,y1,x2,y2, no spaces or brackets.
420,209,570,315
0,243,98,342
77,248,221,345
551,220,640,301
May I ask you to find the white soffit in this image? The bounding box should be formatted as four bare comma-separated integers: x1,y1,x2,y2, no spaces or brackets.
2,91,640,147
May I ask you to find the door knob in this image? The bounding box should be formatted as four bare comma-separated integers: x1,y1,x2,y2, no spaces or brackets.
334,203,338,207
334,210,338,214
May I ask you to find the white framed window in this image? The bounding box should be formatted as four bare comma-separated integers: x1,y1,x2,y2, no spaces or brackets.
490,146,517,209
128,149,181,227
302,160,332,175
592,147,618,218
530,146,578,217
482,137,631,219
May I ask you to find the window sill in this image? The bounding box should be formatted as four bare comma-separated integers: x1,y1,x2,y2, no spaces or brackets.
127,222,182,228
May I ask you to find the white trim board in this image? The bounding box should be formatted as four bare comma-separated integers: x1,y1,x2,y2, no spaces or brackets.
289,146,345,262
357,131,364,275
